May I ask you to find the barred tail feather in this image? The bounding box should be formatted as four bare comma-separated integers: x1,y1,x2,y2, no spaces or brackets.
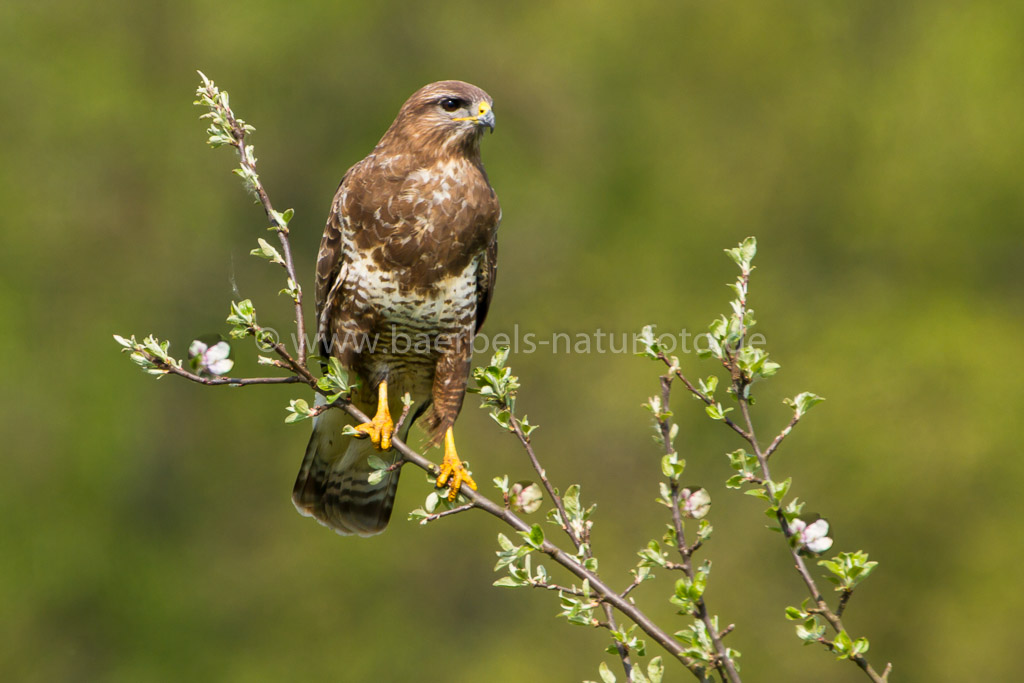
292,396,402,537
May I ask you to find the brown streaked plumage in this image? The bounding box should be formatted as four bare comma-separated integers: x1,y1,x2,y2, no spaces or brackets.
292,81,500,536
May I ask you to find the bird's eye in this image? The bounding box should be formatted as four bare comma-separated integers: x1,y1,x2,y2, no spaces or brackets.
439,97,462,112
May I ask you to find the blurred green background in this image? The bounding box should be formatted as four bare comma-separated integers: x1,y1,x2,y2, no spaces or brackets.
3,1,1022,681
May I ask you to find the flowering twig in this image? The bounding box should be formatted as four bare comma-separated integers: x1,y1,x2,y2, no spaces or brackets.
644,237,890,682
653,374,740,683
195,72,308,365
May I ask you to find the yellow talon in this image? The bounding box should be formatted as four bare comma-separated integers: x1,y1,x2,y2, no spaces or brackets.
353,379,394,450
436,427,477,501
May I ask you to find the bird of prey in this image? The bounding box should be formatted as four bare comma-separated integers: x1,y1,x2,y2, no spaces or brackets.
292,81,500,536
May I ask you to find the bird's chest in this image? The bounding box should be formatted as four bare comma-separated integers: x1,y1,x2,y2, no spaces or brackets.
346,247,480,337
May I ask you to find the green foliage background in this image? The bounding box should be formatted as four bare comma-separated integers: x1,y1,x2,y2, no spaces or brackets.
3,1,1022,681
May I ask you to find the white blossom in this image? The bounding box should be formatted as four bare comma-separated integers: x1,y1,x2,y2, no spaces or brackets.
189,340,234,376
790,518,833,553
680,488,711,519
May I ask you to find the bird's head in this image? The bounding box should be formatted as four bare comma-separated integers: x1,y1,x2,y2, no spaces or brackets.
380,80,495,157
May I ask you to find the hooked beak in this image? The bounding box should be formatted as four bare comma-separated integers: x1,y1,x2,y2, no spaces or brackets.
456,101,495,132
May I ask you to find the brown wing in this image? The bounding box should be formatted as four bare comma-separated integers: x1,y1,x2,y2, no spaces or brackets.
314,174,351,323
475,236,498,334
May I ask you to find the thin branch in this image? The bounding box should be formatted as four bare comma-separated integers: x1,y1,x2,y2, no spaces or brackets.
393,393,413,436
736,390,888,683
531,581,593,598
620,576,644,600
160,362,304,387
656,352,750,442
197,73,308,365
836,589,853,618
257,327,317,384
763,412,801,461
503,414,634,678
509,415,581,551
418,502,475,524
658,375,742,683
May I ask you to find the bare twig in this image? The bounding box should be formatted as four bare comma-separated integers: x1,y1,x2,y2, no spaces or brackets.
418,502,475,524
763,412,801,461
393,392,413,436
163,364,303,387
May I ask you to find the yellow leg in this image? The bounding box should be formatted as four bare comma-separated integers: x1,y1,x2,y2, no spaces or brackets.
436,427,477,501
352,380,394,450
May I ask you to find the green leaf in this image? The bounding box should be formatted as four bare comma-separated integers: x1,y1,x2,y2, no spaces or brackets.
646,657,664,683
767,477,791,501
318,358,356,401
697,375,718,397
496,533,515,552
493,576,526,588
818,550,879,590
744,487,771,502
795,616,825,643
279,278,301,302
724,236,757,269
227,299,256,338
705,402,731,420
851,636,870,657
250,237,284,264
598,661,616,683
660,453,684,479
725,474,746,489
833,629,853,657
785,391,825,418
284,398,312,423
563,484,582,519
270,208,295,228
636,325,660,359
523,524,545,549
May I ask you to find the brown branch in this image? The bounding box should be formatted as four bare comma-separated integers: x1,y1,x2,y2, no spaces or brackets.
763,412,801,461
159,361,304,387
335,400,710,681
509,415,581,551
836,589,853,618
146,352,678,678
254,326,317,384
393,392,413,436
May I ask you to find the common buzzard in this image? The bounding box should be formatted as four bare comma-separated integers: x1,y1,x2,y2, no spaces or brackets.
292,81,500,536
